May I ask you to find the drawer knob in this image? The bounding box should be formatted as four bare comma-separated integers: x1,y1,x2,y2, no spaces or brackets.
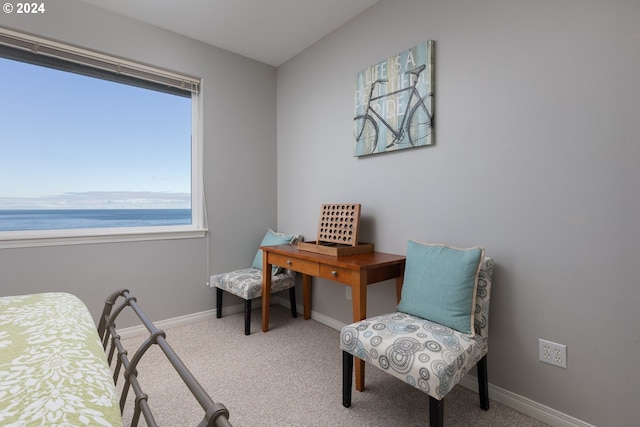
286,260,292,265
331,270,338,277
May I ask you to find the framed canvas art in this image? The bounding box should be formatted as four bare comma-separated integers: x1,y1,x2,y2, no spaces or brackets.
354,40,434,156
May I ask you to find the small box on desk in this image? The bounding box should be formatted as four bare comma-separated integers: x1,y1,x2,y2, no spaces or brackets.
297,241,374,257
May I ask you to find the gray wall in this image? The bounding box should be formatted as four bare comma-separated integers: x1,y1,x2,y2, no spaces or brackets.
0,1,278,324
2,1,639,425
276,0,639,426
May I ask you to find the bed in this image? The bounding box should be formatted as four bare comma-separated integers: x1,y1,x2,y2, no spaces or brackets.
0,290,232,427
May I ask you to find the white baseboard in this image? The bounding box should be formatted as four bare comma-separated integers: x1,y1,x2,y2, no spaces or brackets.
457,376,596,427
116,308,217,339
117,295,271,339
118,300,594,427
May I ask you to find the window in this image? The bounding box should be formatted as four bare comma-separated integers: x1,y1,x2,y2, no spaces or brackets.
0,29,204,247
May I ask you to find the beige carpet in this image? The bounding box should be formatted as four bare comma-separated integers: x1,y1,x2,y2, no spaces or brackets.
118,305,548,427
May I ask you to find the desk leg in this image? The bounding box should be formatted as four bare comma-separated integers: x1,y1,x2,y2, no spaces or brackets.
262,253,272,333
302,274,312,320
395,275,404,304
352,273,367,391
355,358,365,392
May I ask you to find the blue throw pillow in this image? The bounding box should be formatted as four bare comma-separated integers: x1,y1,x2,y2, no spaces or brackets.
397,240,484,335
251,229,297,274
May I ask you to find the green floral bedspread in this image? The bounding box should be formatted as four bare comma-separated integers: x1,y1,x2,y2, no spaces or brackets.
0,293,122,426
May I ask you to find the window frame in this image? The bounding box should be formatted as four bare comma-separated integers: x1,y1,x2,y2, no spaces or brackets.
0,28,206,249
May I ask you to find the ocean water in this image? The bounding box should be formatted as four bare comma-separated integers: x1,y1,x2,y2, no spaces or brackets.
0,209,192,231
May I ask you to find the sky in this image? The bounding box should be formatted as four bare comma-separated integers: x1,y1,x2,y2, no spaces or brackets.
0,56,192,209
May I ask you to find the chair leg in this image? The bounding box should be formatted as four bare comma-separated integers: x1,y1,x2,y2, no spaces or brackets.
244,299,252,335
216,288,223,318
429,396,444,427
289,287,298,318
342,351,353,408
477,355,490,410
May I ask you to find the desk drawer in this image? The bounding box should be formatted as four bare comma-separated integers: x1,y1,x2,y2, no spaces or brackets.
319,265,353,285
268,253,319,276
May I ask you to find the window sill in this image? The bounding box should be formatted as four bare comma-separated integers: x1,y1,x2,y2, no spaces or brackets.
0,226,207,249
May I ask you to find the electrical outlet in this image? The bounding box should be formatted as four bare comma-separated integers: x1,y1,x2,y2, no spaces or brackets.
346,287,352,300
539,339,567,368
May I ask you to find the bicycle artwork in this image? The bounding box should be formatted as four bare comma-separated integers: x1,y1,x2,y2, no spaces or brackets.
353,40,434,157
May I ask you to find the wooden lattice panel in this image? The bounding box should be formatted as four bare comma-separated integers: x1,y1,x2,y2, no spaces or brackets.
317,204,361,247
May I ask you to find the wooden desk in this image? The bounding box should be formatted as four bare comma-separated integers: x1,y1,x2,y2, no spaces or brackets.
261,244,405,391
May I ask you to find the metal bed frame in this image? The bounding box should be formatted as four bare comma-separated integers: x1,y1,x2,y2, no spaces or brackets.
97,289,232,427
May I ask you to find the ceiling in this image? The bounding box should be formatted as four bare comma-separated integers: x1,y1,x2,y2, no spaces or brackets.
78,0,380,67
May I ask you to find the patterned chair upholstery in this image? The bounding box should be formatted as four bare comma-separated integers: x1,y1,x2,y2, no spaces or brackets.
212,268,297,335
341,255,494,427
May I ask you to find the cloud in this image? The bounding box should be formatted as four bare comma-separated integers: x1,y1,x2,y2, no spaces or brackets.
0,191,190,209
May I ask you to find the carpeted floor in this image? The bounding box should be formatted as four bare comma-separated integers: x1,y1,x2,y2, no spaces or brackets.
118,305,549,427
